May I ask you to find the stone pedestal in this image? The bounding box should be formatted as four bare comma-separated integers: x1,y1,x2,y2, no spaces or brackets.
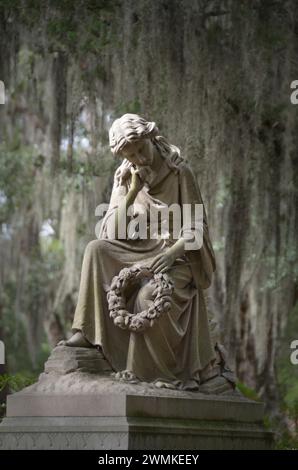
0,347,273,450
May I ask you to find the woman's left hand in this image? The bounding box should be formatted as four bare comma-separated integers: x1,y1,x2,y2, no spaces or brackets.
149,250,176,274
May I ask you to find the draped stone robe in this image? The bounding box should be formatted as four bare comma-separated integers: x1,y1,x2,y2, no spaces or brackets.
71,155,217,389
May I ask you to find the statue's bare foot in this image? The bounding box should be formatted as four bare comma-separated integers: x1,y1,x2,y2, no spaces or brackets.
58,331,94,348
154,380,177,390
112,369,139,384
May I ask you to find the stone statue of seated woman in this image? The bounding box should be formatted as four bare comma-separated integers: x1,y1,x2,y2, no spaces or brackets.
59,113,235,392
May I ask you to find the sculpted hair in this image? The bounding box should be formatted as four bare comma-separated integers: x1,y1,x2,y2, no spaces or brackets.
109,113,183,173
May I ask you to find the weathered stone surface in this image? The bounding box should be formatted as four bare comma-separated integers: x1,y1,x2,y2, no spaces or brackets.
0,346,274,450
33,346,236,395
0,415,272,450
44,346,112,374
5,387,264,421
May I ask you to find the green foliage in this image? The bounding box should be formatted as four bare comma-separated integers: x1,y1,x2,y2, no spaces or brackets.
6,0,121,55
212,239,225,252
273,302,298,447
287,400,298,425
236,381,261,402
257,248,298,292
236,382,298,449
115,99,142,116
0,277,51,373
206,21,224,47
277,302,298,409
40,237,64,279
271,407,298,450
0,373,37,393
0,372,38,420
0,144,64,374
275,431,298,450
0,145,35,223
0,240,63,371
59,158,113,185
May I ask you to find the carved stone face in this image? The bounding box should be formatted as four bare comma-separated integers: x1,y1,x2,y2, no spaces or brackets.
120,138,155,167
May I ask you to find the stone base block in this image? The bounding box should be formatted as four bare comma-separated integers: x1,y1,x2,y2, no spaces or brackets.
0,346,274,449
0,392,273,450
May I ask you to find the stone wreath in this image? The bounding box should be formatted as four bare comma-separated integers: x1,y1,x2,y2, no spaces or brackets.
107,265,174,333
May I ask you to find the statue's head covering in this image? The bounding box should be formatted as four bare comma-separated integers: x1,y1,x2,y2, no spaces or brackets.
109,113,183,173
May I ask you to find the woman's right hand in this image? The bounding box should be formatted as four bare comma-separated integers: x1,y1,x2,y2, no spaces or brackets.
130,170,144,193
114,159,133,187
130,166,152,193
